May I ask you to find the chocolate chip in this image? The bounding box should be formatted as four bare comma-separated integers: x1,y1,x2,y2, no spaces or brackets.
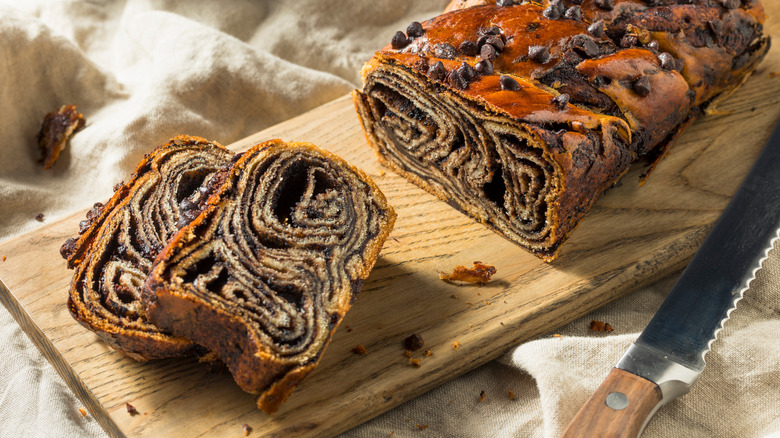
528,45,551,64
481,43,497,61
391,31,410,50
564,6,582,21
543,5,561,19
113,182,124,192
620,34,638,48
486,35,505,52
572,35,600,58
659,52,676,71
404,333,425,351
449,69,469,90
35,213,44,222
481,26,501,36
500,75,521,91
458,62,477,81
434,43,457,59
496,0,514,5
632,76,651,97
180,198,196,211
587,20,606,38
721,0,740,9
647,40,660,51
460,40,479,56
60,237,78,260
475,59,494,75
406,21,424,38
428,60,446,81
595,0,614,10
78,219,91,235
552,93,570,110
593,75,612,88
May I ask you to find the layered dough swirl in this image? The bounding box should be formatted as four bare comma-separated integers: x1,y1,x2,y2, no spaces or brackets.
62,136,232,360
354,0,769,260
143,140,395,413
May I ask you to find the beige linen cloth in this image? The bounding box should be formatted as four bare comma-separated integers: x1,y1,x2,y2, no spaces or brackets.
0,1,778,437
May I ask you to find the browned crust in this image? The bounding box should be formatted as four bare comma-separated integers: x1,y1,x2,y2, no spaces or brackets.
144,139,395,413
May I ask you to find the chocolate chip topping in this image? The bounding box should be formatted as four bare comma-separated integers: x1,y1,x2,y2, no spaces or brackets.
481,26,501,36
595,0,614,11
481,43,497,61
647,40,660,52
404,333,425,351
428,60,446,81
406,21,424,38
391,31,410,50
632,76,651,97
620,34,639,48
659,52,676,71
475,59,494,75
486,35,505,52
500,75,522,91
496,0,514,6
587,20,606,38
564,6,582,21
543,5,561,20
460,40,479,56
434,43,457,59
449,69,469,90
458,62,477,81
572,35,600,58
528,45,551,64
552,93,570,110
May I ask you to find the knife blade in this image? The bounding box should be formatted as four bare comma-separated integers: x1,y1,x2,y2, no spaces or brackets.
561,122,780,438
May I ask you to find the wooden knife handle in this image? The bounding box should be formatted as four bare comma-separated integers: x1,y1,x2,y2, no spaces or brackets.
560,368,663,438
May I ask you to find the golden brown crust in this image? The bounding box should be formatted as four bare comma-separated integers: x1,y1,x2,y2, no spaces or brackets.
63,135,232,360
143,140,395,413
354,1,768,260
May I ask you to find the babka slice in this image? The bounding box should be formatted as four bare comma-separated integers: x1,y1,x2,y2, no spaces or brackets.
142,140,396,413
353,0,769,261
61,135,233,360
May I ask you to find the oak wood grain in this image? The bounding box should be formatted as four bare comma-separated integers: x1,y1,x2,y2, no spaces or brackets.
560,368,662,438
1,7,779,437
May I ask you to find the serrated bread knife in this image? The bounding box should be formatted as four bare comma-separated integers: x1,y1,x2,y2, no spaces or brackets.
561,123,780,438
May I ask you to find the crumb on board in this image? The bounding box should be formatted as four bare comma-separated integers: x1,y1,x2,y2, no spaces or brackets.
507,390,516,400
770,70,780,77
403,350,413,358
404,333,425,351
243,423,252,436
590,320,614,332
78,407,87,417
439,261,496,284
125,402,139,416
35,213,44,222
410,358,422,368
553,334,562,338
416,424,429,430
37,104,86,170
345,325,353,333
2,256,6,262
424,349,432,357
512,338,519,344
452,341,460,351
479,390,486,402
352,344,368,356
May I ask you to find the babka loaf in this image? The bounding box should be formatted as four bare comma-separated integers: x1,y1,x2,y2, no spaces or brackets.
353,0,769,260
142,140,396,413
61,136,232,360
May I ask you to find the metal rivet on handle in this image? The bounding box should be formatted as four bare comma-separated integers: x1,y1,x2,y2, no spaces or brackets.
605,392,629,410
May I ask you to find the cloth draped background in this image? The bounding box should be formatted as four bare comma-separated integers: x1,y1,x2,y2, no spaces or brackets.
1,1,778,437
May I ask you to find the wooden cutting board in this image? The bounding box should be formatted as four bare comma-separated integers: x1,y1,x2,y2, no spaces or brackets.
2,11,780,437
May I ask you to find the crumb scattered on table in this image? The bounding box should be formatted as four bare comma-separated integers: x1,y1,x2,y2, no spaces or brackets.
553,334,562,338
35,213,44,222
424,349,432,357
452,341,460,351
590,320,614,332
416,424,429,430
352,344,368,356
409,358,422,368
403,350,412,358
440,261,496,284
125,402,139,416
243,423,252,436
507,390,516,400
479,390,486,402
403,333,425,351
78,407,87,417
